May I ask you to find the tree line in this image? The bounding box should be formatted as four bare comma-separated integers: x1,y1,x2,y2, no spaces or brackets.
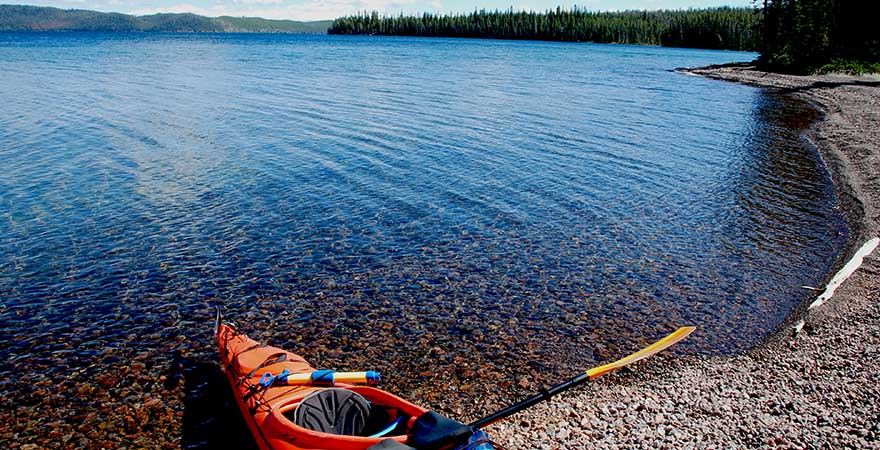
328,7,761,51
760,0,880,72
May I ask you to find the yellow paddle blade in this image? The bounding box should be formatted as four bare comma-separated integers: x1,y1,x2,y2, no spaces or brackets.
585,326,696,380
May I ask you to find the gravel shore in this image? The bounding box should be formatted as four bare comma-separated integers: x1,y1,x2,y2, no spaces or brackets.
490,65,880,449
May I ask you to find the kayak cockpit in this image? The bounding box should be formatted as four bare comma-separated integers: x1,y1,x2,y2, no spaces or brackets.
262,388,489,450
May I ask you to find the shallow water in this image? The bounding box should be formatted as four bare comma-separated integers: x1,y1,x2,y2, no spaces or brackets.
0,33,848,446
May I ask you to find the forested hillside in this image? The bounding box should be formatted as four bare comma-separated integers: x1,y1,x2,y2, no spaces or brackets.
0,5,332,33
214,16,332,33
760,0,880,73
328,7,760,51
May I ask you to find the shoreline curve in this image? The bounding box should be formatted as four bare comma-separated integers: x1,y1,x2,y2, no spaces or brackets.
491,64,880,448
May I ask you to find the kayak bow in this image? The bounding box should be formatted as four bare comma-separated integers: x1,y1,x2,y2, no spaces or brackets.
214,309,492,450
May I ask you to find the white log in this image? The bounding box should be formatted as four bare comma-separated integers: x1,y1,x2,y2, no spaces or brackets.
808,237,879,310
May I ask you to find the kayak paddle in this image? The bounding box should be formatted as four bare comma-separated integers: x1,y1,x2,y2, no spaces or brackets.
470,326,696,429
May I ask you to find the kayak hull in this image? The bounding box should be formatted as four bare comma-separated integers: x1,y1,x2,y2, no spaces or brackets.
216,322,429,450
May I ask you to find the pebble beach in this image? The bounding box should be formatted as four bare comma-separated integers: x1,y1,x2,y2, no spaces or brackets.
491,65,880,449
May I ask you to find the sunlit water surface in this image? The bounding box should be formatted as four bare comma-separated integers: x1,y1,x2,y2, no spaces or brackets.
0,33,848,446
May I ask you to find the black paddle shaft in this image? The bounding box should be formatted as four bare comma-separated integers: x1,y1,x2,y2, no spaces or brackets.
469,372,589,429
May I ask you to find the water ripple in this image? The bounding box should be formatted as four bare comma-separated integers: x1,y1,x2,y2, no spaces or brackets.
0,34,849,433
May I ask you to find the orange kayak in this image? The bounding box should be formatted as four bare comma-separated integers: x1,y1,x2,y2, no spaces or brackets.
215,310,494,450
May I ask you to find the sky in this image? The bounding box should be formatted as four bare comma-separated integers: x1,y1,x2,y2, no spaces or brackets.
22,0,757,22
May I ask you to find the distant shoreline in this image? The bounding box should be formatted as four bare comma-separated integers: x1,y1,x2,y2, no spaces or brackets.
0,4,332,33
492,65,880,448
1,4,760,53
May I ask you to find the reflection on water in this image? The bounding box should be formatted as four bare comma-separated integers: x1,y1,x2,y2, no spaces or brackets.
0,33,848,446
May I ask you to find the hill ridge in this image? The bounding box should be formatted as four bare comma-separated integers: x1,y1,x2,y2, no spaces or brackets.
0,4,332,33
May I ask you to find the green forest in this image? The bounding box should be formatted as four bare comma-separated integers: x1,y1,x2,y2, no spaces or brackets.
0,5,332,33
760,0,880,73
328,7,761,51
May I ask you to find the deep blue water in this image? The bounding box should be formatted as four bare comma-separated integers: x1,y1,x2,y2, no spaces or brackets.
0,33,848,435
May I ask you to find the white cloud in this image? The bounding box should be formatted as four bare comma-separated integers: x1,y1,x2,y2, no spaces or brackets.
128,0,439,20
233,0,286,5
130,3,213,15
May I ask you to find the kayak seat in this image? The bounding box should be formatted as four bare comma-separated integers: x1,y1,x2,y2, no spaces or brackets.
286,388,412,438
292,388,372,436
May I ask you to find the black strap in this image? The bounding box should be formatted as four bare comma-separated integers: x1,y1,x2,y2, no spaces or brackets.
238,343,268,356
236,353,287,387
227,343,268,372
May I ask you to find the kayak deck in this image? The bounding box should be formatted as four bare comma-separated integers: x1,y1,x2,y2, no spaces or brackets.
217,322,430,450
